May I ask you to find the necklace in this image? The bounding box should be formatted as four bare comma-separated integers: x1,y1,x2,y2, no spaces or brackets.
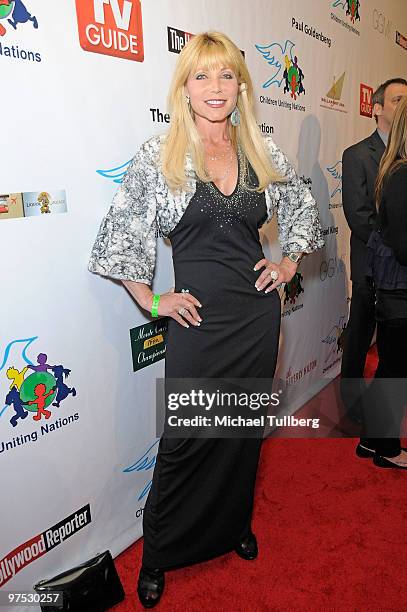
207,144,232,161
207,146,244,186
206,147,244,200
206,151,234,182
204,139,232,161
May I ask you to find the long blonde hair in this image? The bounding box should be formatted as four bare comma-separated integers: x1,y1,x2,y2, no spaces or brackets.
161,31,283,194
375,95,407,206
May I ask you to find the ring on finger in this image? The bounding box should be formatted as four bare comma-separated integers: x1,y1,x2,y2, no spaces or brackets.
178,307,188,317
269,269,279,281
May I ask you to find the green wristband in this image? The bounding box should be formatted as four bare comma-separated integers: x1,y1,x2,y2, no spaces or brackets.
151,294,160,318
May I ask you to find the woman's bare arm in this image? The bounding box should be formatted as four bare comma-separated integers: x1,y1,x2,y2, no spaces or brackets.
122,281,202,328
122,281,153,312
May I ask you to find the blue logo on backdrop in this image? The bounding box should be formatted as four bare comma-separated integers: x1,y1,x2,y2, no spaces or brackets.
123,439,159,501
326,161,343,208
255,39,296,89
255,38,306,104
97,161,132,185
321,315,347,373
321,316,347,352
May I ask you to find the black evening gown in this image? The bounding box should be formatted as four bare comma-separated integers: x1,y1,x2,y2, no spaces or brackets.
142,154,281,570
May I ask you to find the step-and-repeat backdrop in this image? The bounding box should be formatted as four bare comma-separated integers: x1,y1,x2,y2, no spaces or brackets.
1,0,406,601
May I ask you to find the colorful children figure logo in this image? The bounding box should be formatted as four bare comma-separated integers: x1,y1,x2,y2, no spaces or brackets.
283,272,304,305
2,343,76,427
283,55,305,100
346,0,360,23
332,0,361,24
0,1,38,37
0,1,14,21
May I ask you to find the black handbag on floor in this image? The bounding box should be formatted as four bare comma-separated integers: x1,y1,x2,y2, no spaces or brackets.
33,550,125,611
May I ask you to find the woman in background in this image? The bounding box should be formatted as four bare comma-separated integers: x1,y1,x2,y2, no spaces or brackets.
361,95,407,469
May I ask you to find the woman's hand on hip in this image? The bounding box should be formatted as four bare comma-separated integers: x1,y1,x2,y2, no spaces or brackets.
253,257,298,293
156,291,202,328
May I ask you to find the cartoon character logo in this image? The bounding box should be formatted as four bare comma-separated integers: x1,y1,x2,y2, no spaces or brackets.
37,191,51,214
283,54,305,100
346,0,360,23
255,39,305,97
1,338,76,428
283,272,304,305
332,0,361,24
0,1,38,36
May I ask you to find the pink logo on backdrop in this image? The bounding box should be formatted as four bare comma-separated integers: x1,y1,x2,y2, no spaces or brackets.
360,83,373,117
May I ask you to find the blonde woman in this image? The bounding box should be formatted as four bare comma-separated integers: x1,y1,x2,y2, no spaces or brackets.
362,95,407,470
89,32,323,607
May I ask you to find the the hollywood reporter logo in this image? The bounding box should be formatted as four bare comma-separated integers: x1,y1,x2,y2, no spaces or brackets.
76,0,144,61
0,505,91,586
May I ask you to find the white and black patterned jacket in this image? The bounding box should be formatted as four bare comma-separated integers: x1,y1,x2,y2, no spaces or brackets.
88,134,324,284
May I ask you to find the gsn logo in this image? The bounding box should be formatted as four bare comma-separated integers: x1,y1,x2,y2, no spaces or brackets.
76,0,144,62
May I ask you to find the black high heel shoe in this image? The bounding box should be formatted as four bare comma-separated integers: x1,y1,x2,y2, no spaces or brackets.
355,443,376,458
137,566,165,608
357,444,407,461
373,452,407,470
235,532,258,560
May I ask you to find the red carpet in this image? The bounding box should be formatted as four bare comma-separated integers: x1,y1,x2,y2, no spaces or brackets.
113,346,406,611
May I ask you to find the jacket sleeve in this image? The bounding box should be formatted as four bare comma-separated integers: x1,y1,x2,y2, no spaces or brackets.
88,139,158,284
341,145,376,244
264,136,324,254
382,165,407,266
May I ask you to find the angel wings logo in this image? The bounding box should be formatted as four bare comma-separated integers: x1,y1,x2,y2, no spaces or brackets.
97,160,131,184
321,315,347,368
255,39,305,99
0,337,77,429
326,161,343,208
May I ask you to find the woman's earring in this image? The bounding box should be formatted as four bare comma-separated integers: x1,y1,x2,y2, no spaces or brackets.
186,94,191,106
230,106,240,126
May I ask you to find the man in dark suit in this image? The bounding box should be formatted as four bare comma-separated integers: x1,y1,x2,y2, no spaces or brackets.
340,78,407,428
